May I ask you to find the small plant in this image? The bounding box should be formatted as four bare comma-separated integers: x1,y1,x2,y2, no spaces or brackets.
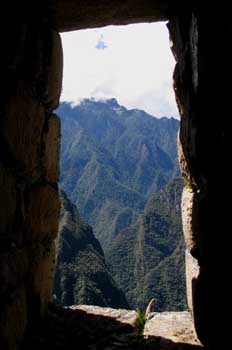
184,181,194,191
135,307,146,332
121,308,147,349
184,180,201,194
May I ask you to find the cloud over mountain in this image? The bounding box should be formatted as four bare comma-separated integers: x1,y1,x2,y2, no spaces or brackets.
60,23,179,118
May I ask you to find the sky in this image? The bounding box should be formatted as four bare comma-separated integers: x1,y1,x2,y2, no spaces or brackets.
60,22,179,118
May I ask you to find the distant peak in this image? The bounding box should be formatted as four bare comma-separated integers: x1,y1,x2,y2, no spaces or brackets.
105,98,119,107
79,98,120,108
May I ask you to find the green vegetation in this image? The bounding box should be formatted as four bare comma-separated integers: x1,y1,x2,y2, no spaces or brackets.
56,99,186,312
135,307,146,332
107,178,187,311
58,99,180,254
184,180,196,192
54,190,129,308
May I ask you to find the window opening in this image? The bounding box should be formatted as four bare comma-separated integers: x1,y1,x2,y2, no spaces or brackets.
53,23,185,314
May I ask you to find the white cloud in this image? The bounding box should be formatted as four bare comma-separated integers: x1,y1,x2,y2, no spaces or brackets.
60,23,179,118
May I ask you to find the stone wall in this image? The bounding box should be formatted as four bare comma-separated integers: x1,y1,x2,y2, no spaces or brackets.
53,0,169,31
0,2,230,350
0,7,62,349
168,6,231,348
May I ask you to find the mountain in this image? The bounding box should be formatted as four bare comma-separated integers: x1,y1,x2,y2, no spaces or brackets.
58,99,180,253
57,99,185,312
53,190,129,308
107,178,187,312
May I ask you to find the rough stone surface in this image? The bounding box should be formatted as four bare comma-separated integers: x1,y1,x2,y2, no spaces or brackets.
169,12,207,344
22,306,202,350
185,251,200,315
0,164,17,241
0,248,28,297
70,305,140,328
44,30,63,110
3,86,46,178
181,187,200,256
43,114,61,184
27,241,56,317
25,184,60,242
169,6,232,348
181,187,195,252
0,286,27,350
54,0,169,32
144,311,202,348
177,130,192,184
0,13,61,350
22,304,139,350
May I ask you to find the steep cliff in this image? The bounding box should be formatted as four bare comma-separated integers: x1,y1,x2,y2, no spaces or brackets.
54,190,129,308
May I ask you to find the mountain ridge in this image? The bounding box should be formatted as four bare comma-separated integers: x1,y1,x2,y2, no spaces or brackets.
57,99,186,312
58,99,180,253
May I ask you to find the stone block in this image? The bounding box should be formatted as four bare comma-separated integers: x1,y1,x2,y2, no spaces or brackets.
177,129,191,182
0,164,17,239
0,248,28,297
44,30,63,111
24,28,63,111
181,186,195,252
27,241,56,316
3,84,45,177
0,286,27,350
25,184,60,242
144,311,202,347
42,114,61,183
71,305,139,328
185,250,200,315
181,186,200,256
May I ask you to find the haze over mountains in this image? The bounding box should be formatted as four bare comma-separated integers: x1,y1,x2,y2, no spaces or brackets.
55,99,186,311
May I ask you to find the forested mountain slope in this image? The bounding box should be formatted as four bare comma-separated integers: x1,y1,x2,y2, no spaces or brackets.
107,178,187,311
56,99,185,312
53,190,129,308
58,99,180,253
